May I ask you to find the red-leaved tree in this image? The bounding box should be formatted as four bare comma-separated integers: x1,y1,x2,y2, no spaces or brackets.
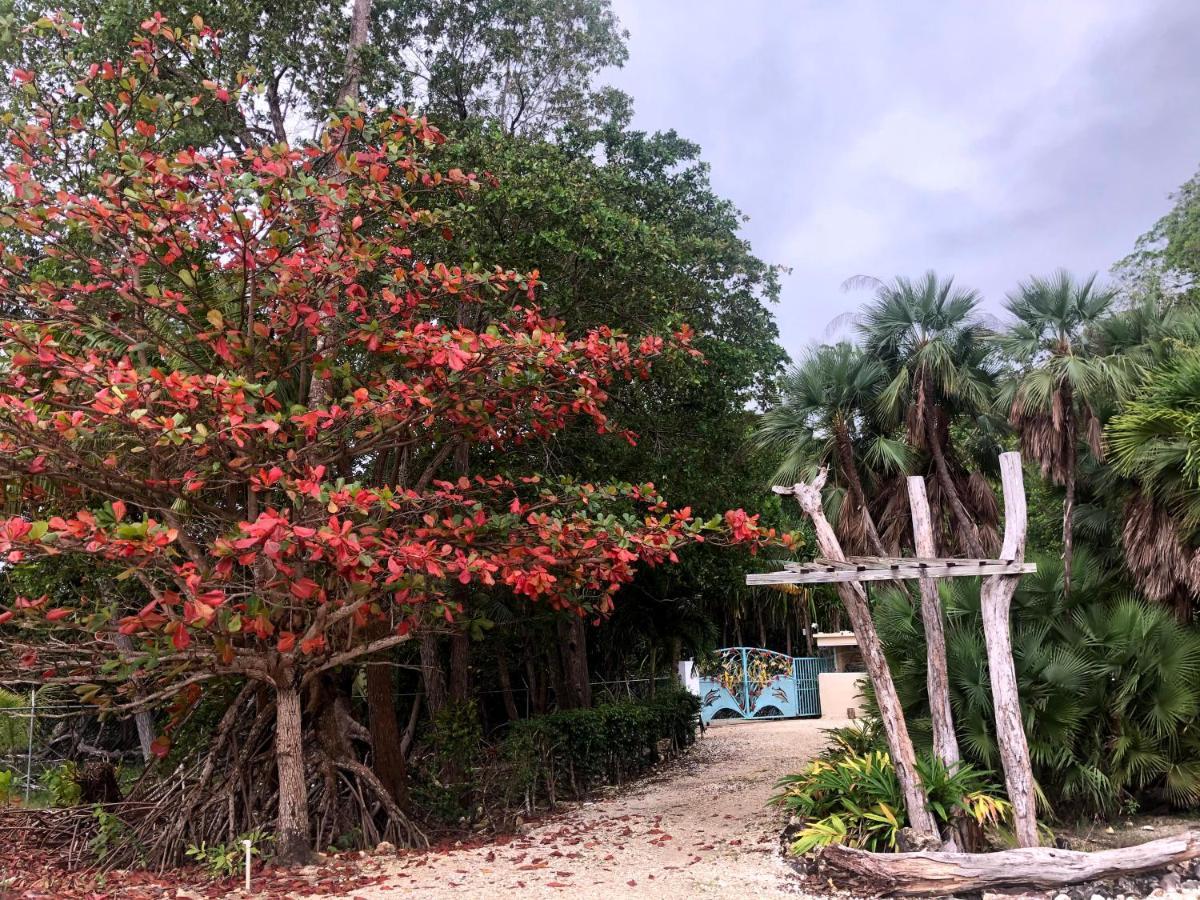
0,17,786,864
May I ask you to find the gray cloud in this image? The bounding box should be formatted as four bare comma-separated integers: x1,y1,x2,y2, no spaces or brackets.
606,0,1200,357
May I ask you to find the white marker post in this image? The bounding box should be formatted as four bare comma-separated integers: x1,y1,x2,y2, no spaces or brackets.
242,839,253,893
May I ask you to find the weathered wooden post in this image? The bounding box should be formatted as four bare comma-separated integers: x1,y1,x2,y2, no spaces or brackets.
774,472,941,845
906,475,961,772
908,475,964,850
979,451,1038,848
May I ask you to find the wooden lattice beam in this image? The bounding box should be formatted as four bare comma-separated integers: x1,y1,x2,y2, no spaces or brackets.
746,560,1036,586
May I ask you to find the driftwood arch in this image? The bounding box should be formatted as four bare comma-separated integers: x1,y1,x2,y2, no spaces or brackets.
753,451,1200,894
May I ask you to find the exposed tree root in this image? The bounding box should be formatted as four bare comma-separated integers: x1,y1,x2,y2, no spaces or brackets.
62,682,429,870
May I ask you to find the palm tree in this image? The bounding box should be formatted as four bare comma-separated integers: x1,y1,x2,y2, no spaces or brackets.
858,272,997,557
753,342,910,556
1107,349,1200,621
998,271,1120,594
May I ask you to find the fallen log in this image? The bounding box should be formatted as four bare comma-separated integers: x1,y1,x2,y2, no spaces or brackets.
819,831,1200,896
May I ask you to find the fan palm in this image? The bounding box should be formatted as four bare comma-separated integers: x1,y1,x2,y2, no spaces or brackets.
752,342,910,555
858,272,997,556
997,271,1120,594
1107,349,1200,618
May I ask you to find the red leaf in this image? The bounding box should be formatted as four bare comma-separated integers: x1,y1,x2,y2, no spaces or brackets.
111,499,126,521
45,607,72,621
277,631,296,653
149,736,171,759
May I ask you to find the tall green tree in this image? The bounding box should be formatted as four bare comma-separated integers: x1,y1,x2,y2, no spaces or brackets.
858,272,998,556
998,271,1119,594
0,0,629,146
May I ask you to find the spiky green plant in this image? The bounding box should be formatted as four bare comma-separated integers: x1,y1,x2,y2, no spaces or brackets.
772,750,1010,853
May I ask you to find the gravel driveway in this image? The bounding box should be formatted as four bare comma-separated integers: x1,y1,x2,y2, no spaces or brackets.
359,717,842,898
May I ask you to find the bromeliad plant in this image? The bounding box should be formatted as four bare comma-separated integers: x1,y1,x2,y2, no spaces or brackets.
773,750,1011,854
0,17,789,865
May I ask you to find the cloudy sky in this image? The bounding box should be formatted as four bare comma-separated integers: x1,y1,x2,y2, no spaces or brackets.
605,0,1200,359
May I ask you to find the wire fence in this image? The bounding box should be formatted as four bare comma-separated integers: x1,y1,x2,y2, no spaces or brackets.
0,675,684,800
0,689,101,801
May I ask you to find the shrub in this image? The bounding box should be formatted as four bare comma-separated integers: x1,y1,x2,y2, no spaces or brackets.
874,550,1200,818
773,749,1011,853
500,689,700,807
40,762,81,807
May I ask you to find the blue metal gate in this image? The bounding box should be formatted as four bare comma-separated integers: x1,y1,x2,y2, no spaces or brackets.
697,647,830,724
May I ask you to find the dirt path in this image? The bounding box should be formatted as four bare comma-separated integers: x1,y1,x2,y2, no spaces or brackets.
359,717,842,898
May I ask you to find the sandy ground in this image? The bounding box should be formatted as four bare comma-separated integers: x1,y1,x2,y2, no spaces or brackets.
355,717,842,899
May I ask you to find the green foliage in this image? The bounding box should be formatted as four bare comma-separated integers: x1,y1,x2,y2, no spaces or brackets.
428,701,485,775
819,718,885,758
0,688,25,753
185,828,270,878
500,689,699,806
875,552,1200,817
0,767,16,803
772,749,1010,854
89,805,137,862
40,762,81,807
1109,349,1200,537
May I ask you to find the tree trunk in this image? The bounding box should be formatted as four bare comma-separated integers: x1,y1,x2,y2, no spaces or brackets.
820,831,1200,896
112,633,155,762
496,646,520,721
776,475,939,843
756,599,768,647
365,653,410,812
648,645,657,698
274,679,312,866
1061,387,1076,596
835,420,888,557
336,0,373,105
924,410,985,558
419,631,447,717
556,615,591,709
979,451,1038,848
906,476,961,772
448,631,470,704
801,592,816,656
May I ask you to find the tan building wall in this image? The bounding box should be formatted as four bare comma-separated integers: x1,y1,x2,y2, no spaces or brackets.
819,671,866,719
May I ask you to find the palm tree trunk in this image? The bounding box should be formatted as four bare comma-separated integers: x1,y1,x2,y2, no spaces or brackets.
1061,387,1076,596
834,422,888,556
925,409,985,557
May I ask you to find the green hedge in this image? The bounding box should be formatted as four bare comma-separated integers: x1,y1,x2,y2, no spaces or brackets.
500,689,700,806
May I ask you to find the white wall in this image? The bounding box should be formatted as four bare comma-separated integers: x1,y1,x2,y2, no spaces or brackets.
818,672,866,719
